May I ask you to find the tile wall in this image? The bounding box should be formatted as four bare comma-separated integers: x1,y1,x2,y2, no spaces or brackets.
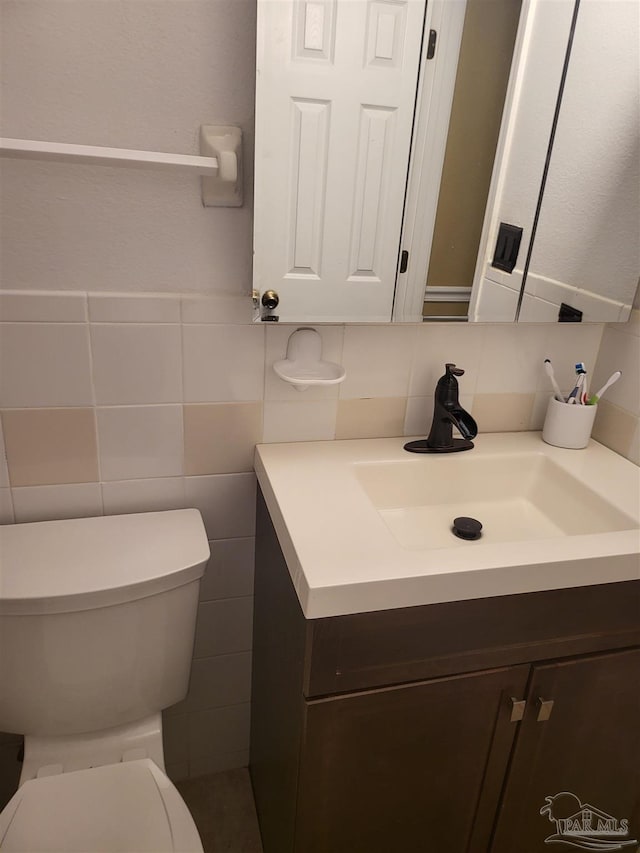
591,308,640,464
2,288,640,805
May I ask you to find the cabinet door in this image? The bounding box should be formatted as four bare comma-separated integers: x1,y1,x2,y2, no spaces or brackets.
295,665,529,853
491,648,640,852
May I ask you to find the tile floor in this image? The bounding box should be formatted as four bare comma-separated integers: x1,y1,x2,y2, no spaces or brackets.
177,768,264,853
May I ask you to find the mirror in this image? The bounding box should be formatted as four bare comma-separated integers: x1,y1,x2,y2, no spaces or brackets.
470,0,640,324
253,0,639,323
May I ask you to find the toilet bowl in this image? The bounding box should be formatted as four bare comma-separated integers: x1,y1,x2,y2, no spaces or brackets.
0,510,211,853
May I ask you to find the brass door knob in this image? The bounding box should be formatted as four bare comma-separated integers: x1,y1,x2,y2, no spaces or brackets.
261,290,279,310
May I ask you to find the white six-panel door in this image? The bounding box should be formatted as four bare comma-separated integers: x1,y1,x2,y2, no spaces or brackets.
254,0,427,322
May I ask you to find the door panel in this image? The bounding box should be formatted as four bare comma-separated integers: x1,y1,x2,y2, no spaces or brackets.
491,648,640,852
254,0,426,322
295,665,528,853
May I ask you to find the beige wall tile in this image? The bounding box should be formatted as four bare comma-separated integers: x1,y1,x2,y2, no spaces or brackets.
628,419,640,466
592,400,637,461
472,394,535,433
0,488,14,524
335,398,406,440
2,408,99,486
262,400,337,443
184,403,262,475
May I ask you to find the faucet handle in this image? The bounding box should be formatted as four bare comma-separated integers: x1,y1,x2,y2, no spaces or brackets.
445,363,464,377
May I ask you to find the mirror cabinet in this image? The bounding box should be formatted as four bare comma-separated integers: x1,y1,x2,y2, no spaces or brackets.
253,0,639,323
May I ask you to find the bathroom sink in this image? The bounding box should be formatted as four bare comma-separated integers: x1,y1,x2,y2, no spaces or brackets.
354,453,635,550
254,433,640,618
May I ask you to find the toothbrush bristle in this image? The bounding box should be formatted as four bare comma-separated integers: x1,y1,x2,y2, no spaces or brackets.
575,362,586,373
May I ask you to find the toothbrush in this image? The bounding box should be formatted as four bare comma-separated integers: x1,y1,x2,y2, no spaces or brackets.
581,373,589,405
575,361,588,405
587,371,622,405
567,372,585,404
567,363,586,404
543,359,564,401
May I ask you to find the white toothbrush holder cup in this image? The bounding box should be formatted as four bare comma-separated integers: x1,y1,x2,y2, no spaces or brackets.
542,397,597,449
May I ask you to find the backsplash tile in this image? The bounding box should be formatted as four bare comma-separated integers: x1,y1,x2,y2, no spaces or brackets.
0,488,15,524
471,393,536,433
0,323,93,407
184,473,257,539
592,400,638,460
475,325,545,394
2,407,99,486
340,325,415,399
182,324,265,403
4,288,638,795
97,404,184,481
101,476,186,515
0,421,9,488
88,293,181,324
262,399,338,443
184,403,262,475
0,291,87,323
335,397,407,440
591,324,640,414
404,394,474,438
410,324,485,397
90,323,183,405
200,538,255,601
194,598,254,658
168,652,252,716
11,482,103,523
181,294,254,325
538,323,603,393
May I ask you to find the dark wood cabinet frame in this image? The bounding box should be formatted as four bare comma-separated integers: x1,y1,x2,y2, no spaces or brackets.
250,489,640,853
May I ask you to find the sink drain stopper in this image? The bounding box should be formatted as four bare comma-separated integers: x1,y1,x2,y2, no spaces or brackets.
452,517,483,540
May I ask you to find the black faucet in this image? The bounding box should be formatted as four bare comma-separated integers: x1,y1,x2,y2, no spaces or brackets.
404,363,478,454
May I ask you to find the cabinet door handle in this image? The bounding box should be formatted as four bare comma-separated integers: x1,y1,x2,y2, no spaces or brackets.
537,697,554,721
510,697,526,722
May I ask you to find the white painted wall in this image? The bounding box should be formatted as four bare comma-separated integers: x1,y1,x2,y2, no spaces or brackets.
0,0,256,294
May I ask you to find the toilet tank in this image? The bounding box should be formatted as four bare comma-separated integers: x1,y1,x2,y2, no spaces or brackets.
0,510,210,737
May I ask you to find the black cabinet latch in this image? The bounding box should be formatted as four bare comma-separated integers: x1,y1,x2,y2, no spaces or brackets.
427,30,437,60
491,222,523,274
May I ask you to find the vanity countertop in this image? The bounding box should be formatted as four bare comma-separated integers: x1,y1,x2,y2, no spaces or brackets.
254,433,640,619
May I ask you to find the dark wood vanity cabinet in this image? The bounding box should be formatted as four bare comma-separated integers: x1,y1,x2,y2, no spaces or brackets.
250,493,640,853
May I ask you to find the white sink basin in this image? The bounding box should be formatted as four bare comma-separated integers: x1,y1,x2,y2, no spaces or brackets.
355,453,635,550
254,433,640,618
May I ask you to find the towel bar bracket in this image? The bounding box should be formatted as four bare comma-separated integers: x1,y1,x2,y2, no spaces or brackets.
0,124,243,208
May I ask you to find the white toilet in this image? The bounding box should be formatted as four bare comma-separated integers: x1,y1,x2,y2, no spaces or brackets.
0,509,211,852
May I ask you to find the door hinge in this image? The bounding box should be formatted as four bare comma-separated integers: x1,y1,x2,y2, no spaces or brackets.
400,250,409,274
426,29,437,60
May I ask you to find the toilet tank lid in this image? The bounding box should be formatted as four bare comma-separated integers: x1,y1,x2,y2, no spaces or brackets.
0,509,210,616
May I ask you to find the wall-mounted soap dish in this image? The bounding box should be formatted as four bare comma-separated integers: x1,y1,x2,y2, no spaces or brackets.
273,328,346,392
